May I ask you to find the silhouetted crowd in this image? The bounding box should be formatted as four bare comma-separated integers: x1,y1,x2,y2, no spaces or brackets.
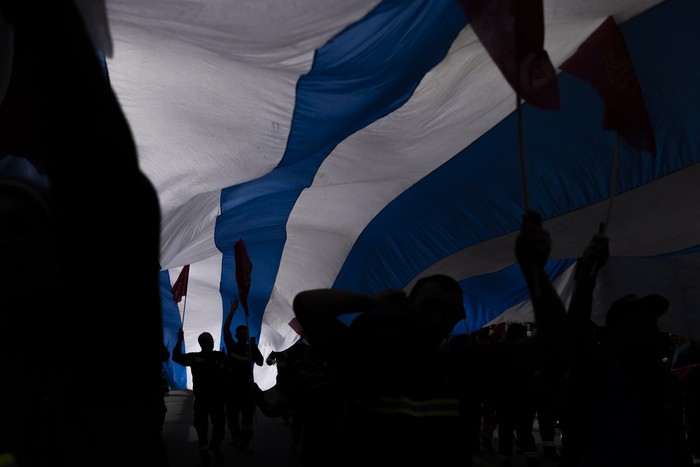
283,212,696,467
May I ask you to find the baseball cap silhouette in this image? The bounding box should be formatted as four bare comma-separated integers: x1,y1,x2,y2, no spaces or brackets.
605,293,669,328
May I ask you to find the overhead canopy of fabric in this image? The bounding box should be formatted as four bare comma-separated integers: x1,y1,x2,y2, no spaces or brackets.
15,0,697,390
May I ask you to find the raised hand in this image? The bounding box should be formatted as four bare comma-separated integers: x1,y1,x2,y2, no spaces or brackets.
515,210,551,271
577,227,609,280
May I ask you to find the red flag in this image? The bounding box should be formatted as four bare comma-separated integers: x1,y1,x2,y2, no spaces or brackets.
673,364,700,382
457,0,560,110
171,264,190,303
234,239,253,315
559,16,656,154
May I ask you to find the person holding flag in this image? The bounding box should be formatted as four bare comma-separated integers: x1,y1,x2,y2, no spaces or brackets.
222,298,264,452
172,328,228,466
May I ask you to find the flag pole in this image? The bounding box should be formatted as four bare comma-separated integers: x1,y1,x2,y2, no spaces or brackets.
240,294,253,376
243,305,255,383
172,264,191,326
602,132,621,236
181,293,188,327
234,239,255,384
516,91,540,300
588,132,620,278
240,296,258,427
516,93,530,213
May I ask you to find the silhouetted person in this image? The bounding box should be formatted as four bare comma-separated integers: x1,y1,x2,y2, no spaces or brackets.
495,323,540,467
290,342,344,467
172,329,228,465
293,210,571,467
563,229,692,467
559,229,607,466
267,339,310,454
265,348,293,425
533,365,563,461
442,331,482,456
470,326,500,454
222,299,263,452
0,2,165,466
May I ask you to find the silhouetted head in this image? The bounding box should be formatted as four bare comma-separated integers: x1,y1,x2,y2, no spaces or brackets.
235,325,249,342
504,323,527,344
604,293,668,358
198,332,215,351
408,274,466,339
605,294,668,329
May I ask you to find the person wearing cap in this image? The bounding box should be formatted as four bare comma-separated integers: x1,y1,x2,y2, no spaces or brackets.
602,293,670,348
600,295,690,466
561,230,692,467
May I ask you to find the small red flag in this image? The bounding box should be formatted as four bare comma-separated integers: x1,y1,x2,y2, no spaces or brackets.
457,0,560,110
673,364,700,382
559,16,656,154
234,239,253,315
171,264,190,303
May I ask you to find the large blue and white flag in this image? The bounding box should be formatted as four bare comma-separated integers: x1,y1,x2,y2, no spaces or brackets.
93,0,700,389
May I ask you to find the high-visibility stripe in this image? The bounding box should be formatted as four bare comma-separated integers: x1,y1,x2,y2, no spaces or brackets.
229,353,251,362
355,396,460,417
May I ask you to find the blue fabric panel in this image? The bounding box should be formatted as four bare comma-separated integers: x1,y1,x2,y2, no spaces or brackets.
334,0,700,326
215,0,467,333
159,270,187,390
455,259,577,333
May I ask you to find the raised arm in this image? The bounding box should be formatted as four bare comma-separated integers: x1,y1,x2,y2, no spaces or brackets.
171,328,187,366
223,299,239,349
568,227,609,352
293,288,381,358
514,211,571,370
250,337,264,367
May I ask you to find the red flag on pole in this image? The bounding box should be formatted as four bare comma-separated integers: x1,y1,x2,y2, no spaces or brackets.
457,0,560,110
672,364,700,382
559,16,656,155
234,239,253,315
171,264,190,303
